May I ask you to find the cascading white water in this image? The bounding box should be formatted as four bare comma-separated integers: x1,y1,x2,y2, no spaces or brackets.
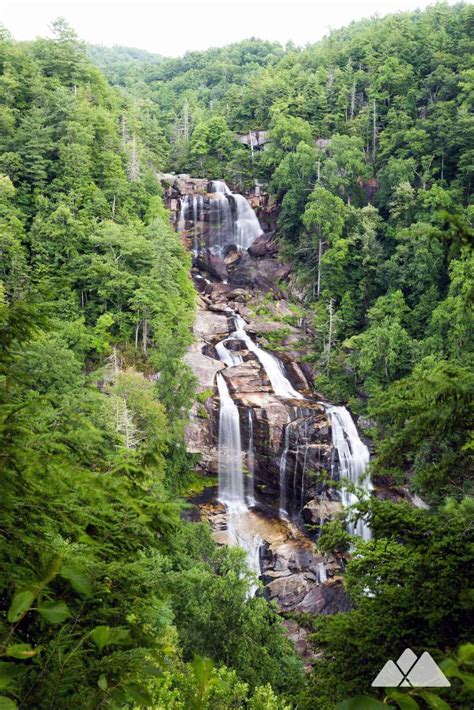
216,342,262,595
177,195,188,233
233,193,262,250
327,405,372,540
233,316,303,399
317,562,327,583
216,373,246,512
216,311,302,522
227,520,262,597
215,339,243,368
210,180,231,195
247,409,256,507
177,194,204,254
207,180,262,254
208,191,234,255
192,194,203,254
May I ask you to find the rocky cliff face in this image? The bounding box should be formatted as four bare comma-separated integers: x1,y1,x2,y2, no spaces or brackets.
186,271,339,525
165,176,360,628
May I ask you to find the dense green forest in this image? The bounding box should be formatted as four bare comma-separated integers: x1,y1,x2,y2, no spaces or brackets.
0,2,473,708
90,1,474,502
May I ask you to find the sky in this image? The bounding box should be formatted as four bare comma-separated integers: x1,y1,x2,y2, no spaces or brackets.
0,0,460,56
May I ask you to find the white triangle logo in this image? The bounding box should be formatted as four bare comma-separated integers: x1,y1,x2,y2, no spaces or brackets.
372,648,451,687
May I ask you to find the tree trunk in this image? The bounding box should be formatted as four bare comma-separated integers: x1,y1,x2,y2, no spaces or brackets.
372,99,377,162
317,238,324,298
350,81,356,120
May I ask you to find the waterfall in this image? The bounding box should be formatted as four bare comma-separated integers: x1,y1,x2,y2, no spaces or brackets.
207,180,262,254
217,373,246,512
177,195,188,232
208,192,234,255
215,339,243,367
216,347,262,594
216,311,302,521
317,562,327,583
327,405,372,540
209,180,231,194
279,422,291,518
233,193,262,250
233,316,303,399
192,194,203,254
227,518,262,597
247,409,256,507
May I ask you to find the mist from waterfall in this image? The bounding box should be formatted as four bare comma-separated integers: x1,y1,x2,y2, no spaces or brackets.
327,405,372,540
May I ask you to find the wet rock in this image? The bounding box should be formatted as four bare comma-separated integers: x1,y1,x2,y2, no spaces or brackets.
194,308,230,340
196,252,228,281
302,499,343,527
295,578,351,615
224,249,241,266
284,360,311,391
266,573,315,610
222,361,272,394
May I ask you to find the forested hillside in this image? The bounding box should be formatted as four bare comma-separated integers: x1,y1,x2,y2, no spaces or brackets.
0,2,473,708
93,2,473,504
0,21,301,709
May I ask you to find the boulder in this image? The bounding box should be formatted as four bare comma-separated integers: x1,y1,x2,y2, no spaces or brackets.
295,578,351,614
248,233,279,258
256,258,291,284
266,573,315,611
193,308,230,340
302,499,343,527
222,361,272,394
248,234,269,257
196,252,228,281
184,342,224,390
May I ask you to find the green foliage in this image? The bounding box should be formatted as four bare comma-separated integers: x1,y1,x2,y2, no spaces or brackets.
0,24,297,709
2,4,474,708
370,359,473,499
317,518,351,556
297,498,474,708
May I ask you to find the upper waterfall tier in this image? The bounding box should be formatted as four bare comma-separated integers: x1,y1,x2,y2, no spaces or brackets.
178,180,263,256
